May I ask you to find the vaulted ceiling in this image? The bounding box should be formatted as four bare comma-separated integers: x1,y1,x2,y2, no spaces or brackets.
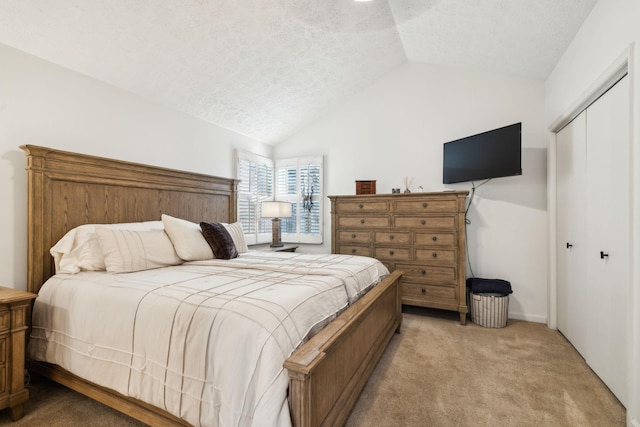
0,1,597,143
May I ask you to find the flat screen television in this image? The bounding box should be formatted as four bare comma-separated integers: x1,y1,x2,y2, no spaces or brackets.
442,122,522,184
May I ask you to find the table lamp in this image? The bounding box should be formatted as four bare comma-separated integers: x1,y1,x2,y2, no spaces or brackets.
261,201,292,247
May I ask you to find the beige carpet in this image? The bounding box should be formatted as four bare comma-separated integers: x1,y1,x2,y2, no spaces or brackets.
0,308,625,426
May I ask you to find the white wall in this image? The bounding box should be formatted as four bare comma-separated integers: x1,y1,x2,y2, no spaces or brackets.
0,43,271,292
275,62,548,323
545,0,640,424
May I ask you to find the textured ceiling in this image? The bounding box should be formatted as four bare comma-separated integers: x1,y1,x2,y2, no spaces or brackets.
0,0,597,144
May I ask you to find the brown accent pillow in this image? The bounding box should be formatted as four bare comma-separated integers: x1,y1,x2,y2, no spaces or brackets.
200,222,239,260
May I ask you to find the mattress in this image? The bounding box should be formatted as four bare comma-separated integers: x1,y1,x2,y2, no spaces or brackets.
28,252,388,427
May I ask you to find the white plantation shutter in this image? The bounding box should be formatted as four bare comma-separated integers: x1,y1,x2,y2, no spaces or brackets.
237,151,273,245
276,156,323,244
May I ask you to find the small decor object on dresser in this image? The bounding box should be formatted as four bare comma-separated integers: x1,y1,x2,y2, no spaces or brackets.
403,177,413,193
0,287,37,421
355,180,376,195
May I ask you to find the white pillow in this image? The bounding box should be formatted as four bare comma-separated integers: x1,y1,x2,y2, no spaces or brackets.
51,221,164,274
96,228,182,273
223,222,248,253
161,214,213,261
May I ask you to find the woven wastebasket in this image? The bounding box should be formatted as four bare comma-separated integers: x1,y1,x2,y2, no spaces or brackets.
470,292,509,328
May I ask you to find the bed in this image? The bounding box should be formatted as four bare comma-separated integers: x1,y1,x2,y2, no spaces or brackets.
22,145,403,427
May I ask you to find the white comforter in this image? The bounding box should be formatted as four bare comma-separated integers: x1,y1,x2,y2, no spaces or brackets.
28,252,388,427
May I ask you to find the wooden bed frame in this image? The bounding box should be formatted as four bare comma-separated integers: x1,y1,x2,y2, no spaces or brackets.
22,145,403,427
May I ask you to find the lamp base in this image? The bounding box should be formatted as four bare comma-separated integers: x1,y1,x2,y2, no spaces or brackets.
270,218,283,247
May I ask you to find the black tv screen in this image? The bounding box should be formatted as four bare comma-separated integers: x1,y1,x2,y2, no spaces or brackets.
442,123,522,184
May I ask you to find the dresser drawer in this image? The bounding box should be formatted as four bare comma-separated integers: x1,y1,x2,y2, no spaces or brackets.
375,231,410,245
338,245,372,257
394,199,458,213
414,232,456,247
338,230,371,244
374,247,411,262
415,249,456,265
336,201,388,213
338,216,389,228
394,216,455,229
401,282,456,301
396,263,457,284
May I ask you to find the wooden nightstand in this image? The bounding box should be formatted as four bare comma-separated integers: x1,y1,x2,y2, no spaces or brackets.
0,287,37,421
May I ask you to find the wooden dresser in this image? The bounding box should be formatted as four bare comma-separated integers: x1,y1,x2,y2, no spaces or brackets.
0,287,37,421
329,191,468,324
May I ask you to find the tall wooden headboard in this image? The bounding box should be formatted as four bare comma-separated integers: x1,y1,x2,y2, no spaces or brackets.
22,145,238,294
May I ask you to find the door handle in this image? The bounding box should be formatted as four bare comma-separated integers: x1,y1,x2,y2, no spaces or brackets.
600,251,609,260
566,242,573,249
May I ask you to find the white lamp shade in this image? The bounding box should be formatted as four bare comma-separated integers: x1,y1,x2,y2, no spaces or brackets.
261,201,292,218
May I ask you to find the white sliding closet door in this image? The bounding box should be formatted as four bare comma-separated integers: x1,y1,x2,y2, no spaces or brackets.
584,76,629,406
556,111,588,356
556,75,629,407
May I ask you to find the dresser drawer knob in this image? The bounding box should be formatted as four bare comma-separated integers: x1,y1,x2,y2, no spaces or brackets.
351,249,357,254
432,252,437,258
432,236,438,242
421,220,426,225
359,204,364,209
421,269,426,275
389,235,394,240
352,234,356,239
422,202,428,208
389,250,394,256
360,219,365,224
421,288,426,294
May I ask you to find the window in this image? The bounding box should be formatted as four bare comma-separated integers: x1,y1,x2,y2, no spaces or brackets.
276,156,323,244
236,151,273,245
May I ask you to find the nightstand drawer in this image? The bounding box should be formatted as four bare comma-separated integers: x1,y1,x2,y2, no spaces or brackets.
0,365,5,394
338,230,371,244
0,310,9,333
0,335,5,394
394,216,455,229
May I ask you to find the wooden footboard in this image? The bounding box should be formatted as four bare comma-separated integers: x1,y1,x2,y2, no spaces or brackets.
285,270,403,427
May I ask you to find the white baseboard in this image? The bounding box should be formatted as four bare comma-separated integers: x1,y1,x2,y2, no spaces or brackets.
508,312,547,324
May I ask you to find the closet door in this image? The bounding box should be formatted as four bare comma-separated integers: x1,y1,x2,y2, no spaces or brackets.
585,75,629,406
556,112,587,356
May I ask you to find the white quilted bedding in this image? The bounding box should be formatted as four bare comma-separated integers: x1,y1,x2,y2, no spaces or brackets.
28,252,388,427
